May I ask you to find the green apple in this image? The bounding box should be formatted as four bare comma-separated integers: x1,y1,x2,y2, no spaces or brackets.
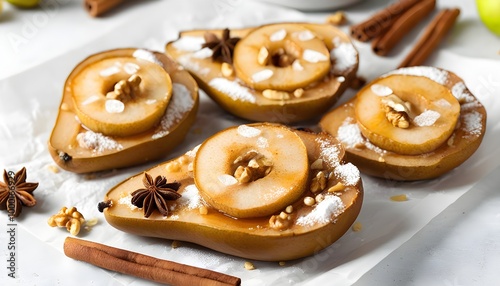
476,0,500,36
6,0,39,8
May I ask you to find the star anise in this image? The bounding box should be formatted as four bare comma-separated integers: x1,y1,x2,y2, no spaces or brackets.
0,167,38,218
131,173,181,218
202,28,240,64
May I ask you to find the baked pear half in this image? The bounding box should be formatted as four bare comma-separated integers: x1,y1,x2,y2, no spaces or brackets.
48,48,199,173
165,23,358,123
100,123,363,261
320,66,487,181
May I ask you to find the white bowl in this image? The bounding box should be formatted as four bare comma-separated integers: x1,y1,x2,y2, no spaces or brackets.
253,0,362,11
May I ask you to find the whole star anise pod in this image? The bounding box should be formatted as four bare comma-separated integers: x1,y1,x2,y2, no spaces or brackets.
131,173,181,218
0,167,38,218
202,28,240,64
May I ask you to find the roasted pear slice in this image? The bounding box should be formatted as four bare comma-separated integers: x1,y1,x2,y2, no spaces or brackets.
194,124,309,218
320,67,487,181
355,73,460,155
48,49,199,173
233,23,331,91
165,23,358,123
72,56,173,137
101,124,363,261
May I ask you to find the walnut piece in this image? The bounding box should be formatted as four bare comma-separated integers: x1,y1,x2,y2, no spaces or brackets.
381,94,411,129
269,211,292,230
310,171,327,193
106,74,142,101
262,89,290,100
326,11,348,26
233,150,273,183
48,206,85,236
257,46,270,65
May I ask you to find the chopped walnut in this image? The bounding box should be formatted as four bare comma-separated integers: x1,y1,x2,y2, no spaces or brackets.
293,88,304,98
106,74,142,101
327,182,345,193
326,11,348,26
48,206,85,236
244,261,255,270
310,171,327,193
233,150,272,183
257,46,270,65
269,211,292,230
262,89,290,100
221,62,234,77
381,94,411,128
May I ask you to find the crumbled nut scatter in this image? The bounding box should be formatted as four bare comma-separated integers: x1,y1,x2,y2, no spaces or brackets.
48,206,86,236
351,221,363,232
171,240,181,249
244,261,255,270
390,194,409,202
326,11,348,26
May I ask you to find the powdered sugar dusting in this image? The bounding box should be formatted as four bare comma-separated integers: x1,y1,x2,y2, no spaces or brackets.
256,136,269,148
334,163,360,186
371,84,393,96
451,81,475,103
296,195,344,226
209,78,256,103
270,28,287,42
172,36,205,52
252,69,274,82
330,37,358,73
387,66,448,85
292,60,304,71
218,174,238,186
462,110,483,137
303,49,328,63
76,131,123,153
177,55,210,75
153,83,195,139
337,118,385,154
180,184,204,210
133,49,163,67
124,62,140,74
105,99,125,113
119,194,138,210
316,137,340,167
193,47,214,59
99,66,121,77
295,30,315,41
237,125,261,138
433,98,452,108
413,110,441,127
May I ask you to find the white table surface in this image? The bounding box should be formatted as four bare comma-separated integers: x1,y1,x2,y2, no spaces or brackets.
1,0,499,285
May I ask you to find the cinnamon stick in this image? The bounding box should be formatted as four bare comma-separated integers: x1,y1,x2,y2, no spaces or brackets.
350,0,422,42
84,0,124,17
398,8,460,68
64,237,241,286
372,0,436,56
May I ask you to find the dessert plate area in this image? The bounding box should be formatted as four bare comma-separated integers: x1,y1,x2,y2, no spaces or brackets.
1,0,500,285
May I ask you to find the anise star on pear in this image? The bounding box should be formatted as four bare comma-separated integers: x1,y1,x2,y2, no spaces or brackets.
0,167,38,218
202,28,240,64
131,173,181,218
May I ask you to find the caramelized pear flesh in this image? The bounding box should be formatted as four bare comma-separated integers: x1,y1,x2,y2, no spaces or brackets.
194,124,309,218
102,124,363,261
355,75,460,155
165,23,358,123
320,67,487,181
48,49,199,173
72,57,173,137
